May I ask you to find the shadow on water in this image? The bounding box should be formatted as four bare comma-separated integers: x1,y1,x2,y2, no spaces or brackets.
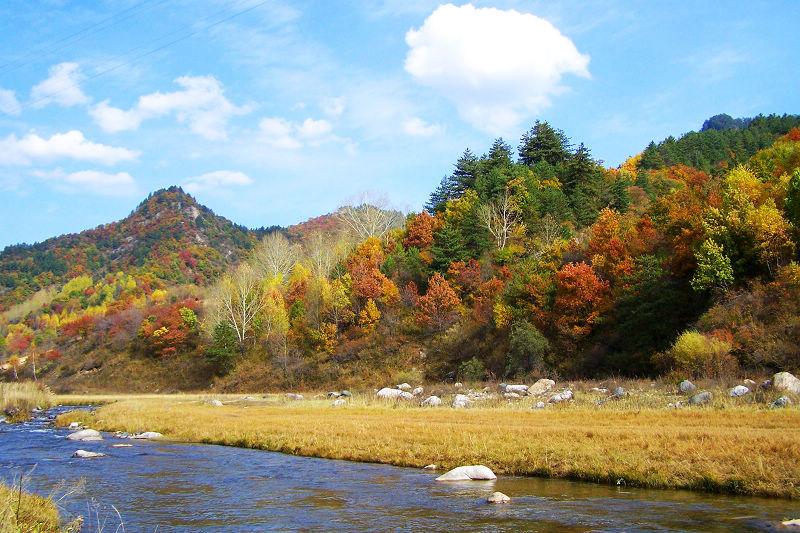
0,407,796,532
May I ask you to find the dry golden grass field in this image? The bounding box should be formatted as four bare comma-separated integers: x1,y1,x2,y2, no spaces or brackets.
55,380,800,499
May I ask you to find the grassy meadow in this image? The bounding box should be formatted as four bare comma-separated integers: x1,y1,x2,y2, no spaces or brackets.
55,379,800,499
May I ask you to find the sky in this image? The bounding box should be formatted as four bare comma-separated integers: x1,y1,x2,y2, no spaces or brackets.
0,0,798,248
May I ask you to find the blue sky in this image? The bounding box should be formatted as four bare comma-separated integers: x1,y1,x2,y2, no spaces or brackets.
0,0,798,248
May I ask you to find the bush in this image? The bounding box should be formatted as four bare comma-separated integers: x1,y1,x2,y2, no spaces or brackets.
507,319,550,376
664,330,737,378
458,357,486,382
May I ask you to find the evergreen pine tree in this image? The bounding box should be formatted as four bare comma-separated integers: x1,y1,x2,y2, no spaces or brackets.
518,121,571,167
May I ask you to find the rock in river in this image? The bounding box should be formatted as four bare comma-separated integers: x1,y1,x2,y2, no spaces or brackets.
487,492,511,504
130,431,163,440
72,450,106,459
436,465,497,481
66,429,102,441
773,372,800,394
688,391,712,406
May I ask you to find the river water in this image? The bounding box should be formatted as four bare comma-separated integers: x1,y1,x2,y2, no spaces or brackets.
0,407,796,532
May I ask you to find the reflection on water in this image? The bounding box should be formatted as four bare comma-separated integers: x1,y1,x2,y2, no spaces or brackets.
0,407,795,532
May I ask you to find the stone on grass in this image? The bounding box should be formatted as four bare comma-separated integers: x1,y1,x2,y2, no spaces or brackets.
435,465,496,481
743,379,756,386
679,380,696,394
421,395,442,407
772,396,793,408
487,491,511,504
209,399,223,407
327,391,341,399
503,392,521,400
423,464,438,470
397,383,412,391
412,387,424,396
729,385,750,397
502,384,528,394
532,401,546,410
611,386,625,398
527,379,555,396
332,398,347,407
590,387,608,394
454,382,463,389
377,387,404,399
688,391,712,406
773,372,800,394
452,394,470,409
340,390,352,398
130,431,163,440
72,450,106,459
549,390,574,404
68,422,81,430
286,393,304,401
67,429,102,442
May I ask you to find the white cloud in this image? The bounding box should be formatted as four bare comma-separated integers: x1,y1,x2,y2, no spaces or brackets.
184,170,254,193
30,62,89,108
0,89,21,115
33,169,138,196
404,3,590,134
402,116,442,137
0,130,139,166
90,75,250,140
320,96,345,117
258,116,339,149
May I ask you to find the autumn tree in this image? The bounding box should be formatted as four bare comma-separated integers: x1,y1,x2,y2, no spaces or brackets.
416,273,461,331
253,232,301,282
206,263,266,351
552,262,609,338
336,193,403,241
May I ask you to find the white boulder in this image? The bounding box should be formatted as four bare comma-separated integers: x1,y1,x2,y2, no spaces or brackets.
332,398,347,407
729,385,750,397
412,387,424,396
436,465,497,481
532,401,546,409
548,390,573,404
502,384,528,394
452,394,470,408
421,395,443,407
377,387,404,399
286,393,304,400
72,450,106,459
679,380,696,394
68,422,81,430
503,392,521,400
397,383,412,391
527,379,555,396
209,399,223,407
423,464,438,470
66,429,102,441
130,431,163,440
454,382,463,388
773,372,800,394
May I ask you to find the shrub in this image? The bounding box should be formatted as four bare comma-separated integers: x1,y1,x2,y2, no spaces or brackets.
666,330,737,378
458,357,486,382
507,319,550,376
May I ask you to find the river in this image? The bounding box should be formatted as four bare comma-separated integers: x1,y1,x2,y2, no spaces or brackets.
1,407,796,532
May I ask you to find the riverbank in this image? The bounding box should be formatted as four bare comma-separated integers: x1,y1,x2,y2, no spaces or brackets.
0,382,54,422
55,382,800,499
0,482,62,533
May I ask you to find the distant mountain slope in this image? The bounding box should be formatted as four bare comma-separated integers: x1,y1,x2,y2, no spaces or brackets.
639,113,800,173
0,186,258,309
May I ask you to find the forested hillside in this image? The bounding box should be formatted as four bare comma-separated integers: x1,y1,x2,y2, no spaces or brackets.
0,187,258,310
2,114,800,392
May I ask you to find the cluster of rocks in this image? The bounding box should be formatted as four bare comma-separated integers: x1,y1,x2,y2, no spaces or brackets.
66,425,163,459
376,383,429,402
669,372,799,409
431,464,510,504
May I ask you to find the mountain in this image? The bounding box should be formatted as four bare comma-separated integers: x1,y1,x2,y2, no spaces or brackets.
0,186,258,310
